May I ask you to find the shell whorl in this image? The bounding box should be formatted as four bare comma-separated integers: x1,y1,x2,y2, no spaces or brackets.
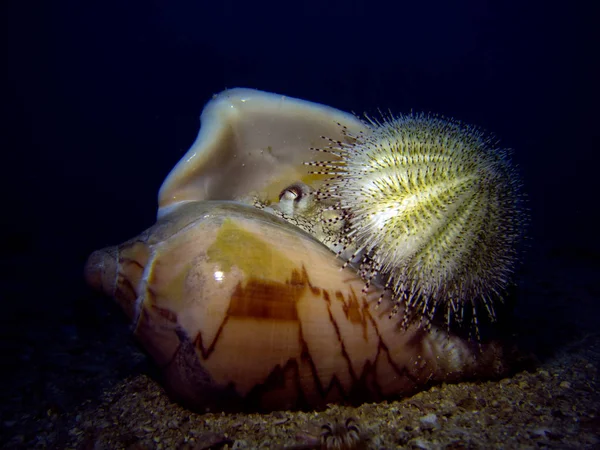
307,113,526,333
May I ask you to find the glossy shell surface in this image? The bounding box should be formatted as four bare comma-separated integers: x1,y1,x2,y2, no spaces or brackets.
87,201,502,411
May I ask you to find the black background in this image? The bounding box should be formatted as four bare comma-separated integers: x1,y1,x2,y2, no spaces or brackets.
3,0,598,389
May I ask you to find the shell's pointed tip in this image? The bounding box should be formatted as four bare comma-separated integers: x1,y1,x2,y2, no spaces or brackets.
84,247,117,295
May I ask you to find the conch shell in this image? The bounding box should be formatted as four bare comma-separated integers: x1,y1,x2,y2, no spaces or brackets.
85,89,507,412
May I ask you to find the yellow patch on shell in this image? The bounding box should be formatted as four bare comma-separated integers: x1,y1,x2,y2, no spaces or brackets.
207,218,297,281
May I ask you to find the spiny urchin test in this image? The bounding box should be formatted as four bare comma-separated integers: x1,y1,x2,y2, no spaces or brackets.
307,113,526,333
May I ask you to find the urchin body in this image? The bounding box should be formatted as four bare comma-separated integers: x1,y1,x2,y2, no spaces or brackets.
308,114,525,332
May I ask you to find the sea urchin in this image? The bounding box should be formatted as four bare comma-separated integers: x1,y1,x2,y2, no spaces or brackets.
308,113,526,334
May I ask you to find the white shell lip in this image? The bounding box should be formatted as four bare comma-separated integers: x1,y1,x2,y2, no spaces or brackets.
157,88,366,219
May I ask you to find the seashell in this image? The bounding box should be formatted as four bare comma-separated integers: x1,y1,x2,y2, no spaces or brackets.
85,89,509,412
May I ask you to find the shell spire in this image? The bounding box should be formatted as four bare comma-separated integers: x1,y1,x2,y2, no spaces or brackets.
309,112,526,334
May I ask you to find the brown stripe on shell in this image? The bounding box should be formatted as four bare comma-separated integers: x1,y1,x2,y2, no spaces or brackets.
226,266,322,321
336,289,369,338
321,285,426,401
227,278,301,321
194,315,230,360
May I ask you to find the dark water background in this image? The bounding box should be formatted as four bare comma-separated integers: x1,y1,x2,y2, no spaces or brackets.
2,0,598,424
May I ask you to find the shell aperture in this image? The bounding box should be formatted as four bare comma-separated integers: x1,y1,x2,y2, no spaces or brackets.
157,89,365,218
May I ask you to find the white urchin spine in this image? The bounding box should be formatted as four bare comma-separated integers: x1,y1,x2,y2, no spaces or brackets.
309,113,525,333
